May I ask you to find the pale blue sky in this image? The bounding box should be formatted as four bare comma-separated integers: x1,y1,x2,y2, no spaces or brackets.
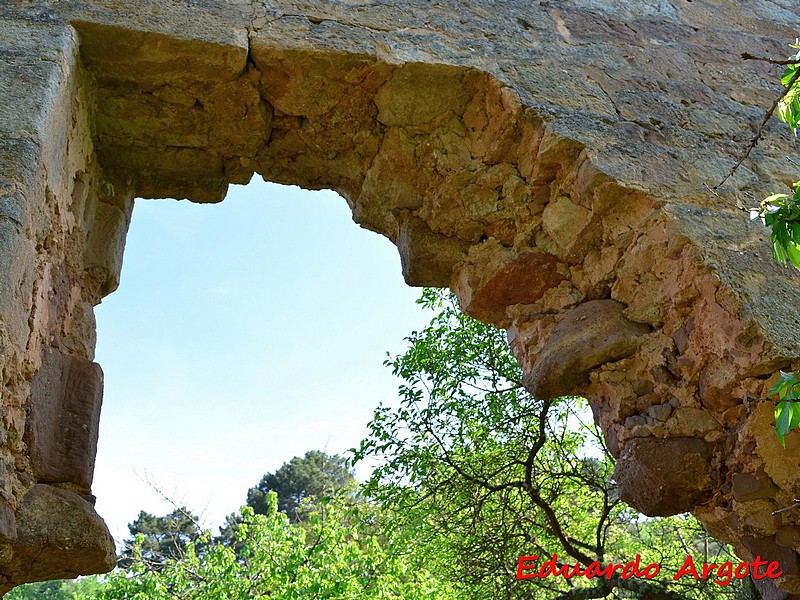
92,177,432,543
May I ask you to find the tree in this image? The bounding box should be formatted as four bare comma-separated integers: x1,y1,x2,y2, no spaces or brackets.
216,450,356,546
6,576,104,600
99,492,463,599
6,580,73,600
355,288,755,599
118,507,202,570
246,450,355,520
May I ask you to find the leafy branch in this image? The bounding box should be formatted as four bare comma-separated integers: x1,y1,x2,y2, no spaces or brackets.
746,40,800,444
770,372,800,447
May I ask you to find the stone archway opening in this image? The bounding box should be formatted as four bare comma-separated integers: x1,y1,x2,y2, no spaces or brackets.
90,177,435,544
4,3,800,597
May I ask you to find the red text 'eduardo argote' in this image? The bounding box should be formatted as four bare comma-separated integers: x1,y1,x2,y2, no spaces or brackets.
516,554,783,587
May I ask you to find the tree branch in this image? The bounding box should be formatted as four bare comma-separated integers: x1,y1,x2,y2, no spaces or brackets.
715,63,800,189
742,52,800,66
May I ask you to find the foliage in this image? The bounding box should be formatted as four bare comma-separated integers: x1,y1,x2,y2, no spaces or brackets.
770,371,800,447
5,579,69,600
118,507,202,571
750,41,800,445
777,44,800,133
91,451,455,598
217,450,356,545
98,492,462,600
751,41,800,269
6,576,104,600
9,292,764,599
752,185,800,269
355,288,749,599
246,450,355,520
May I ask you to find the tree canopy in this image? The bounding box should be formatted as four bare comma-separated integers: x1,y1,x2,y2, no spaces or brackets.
355,289,756,599
118,508,202,570
246,450,355,520
96,493,460,600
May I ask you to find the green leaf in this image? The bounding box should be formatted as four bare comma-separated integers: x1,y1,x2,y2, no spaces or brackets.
789,403,800,431
764,193,790,204
787,379,800,400
773,237,789,265
779,100,791,123
771,371,800,400
787,239,800,270
782,64,800,87
776,401,791,447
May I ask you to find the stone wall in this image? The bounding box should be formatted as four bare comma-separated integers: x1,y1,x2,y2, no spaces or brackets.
2,0,800,595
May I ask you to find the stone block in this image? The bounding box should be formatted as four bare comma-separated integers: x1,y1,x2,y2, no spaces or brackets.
665,407,720,437
375,63,470,127
733,473,779,502
83,201,130,296
397,215,469,287
74,20,249,86
614,437,714,516
542,195,593,253
777,526,800,549
526,299,650,399
2,484,115,584
647,402,672,422
26,349,104,491
454,242,567,327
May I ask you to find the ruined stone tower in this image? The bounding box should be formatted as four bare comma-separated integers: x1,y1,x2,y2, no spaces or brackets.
2,0,800,596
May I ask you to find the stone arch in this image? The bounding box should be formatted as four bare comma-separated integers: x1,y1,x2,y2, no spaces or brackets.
3,2,800,596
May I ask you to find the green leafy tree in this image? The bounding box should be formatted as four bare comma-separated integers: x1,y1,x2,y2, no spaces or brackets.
217,450,357,546
355,289,753,599
6,576,105,600
118,507,202,570
246,450,355,520
99,492,463,599
6,580,73,600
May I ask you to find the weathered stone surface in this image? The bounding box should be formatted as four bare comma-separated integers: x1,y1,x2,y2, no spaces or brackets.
542,195,593,255
770,588,800,600
2,0,800,593
396,215,469,287
0,484,115,592
742,535,800,589
777,526,800,549
26,349,103,492
454,242,568,327
733,472,779,503
83,190,133,297
525,300,650,398
614,437,715,516
375,63,470,127
647,402,672,422
755,578,800,600
744,402,800,501
664,407,720,437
